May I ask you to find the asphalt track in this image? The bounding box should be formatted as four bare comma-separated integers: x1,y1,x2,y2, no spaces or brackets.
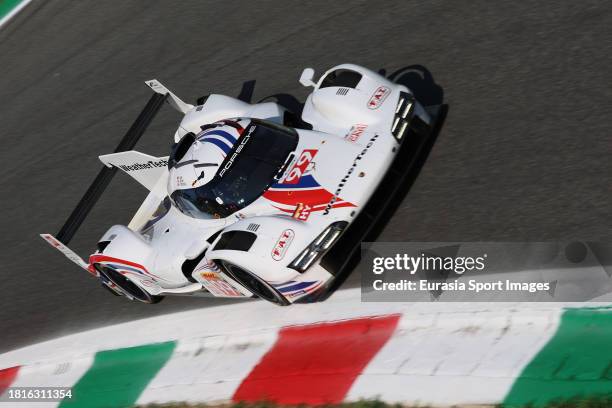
0,1,610,353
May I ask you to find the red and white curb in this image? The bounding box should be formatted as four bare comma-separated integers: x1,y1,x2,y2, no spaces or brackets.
1,289,611,407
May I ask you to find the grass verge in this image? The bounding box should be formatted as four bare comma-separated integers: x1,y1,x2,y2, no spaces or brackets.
139,395,612,408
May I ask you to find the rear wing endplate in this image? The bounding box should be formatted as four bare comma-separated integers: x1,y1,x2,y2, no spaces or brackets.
40,234,92,274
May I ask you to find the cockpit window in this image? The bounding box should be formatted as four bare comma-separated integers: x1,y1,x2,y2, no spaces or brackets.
170,120,298,219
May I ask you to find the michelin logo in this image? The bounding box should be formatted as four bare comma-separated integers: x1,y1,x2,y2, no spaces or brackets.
118,159,168,172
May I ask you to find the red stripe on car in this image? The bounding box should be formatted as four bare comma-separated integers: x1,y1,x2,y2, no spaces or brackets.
89,255,149,273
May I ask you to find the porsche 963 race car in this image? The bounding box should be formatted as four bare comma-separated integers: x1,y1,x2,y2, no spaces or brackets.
41,64,444,305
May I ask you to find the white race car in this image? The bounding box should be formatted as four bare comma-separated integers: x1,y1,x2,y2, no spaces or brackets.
41,64,444,305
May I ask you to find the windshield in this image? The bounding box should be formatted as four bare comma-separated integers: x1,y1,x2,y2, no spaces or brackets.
171,120,298,219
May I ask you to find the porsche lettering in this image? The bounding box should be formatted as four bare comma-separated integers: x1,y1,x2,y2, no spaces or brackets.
218,126,255,177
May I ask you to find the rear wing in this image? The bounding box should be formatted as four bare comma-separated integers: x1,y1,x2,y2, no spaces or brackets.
98,151,169,192
40,86,171,270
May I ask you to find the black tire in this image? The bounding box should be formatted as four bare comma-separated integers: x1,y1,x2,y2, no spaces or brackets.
95,264,164,304
220,261,289,306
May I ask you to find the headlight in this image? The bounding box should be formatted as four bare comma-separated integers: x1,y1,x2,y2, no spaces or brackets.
289,221,348,272
391,92,415,141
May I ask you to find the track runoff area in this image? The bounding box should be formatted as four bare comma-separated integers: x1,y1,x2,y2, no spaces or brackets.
1,289,611,407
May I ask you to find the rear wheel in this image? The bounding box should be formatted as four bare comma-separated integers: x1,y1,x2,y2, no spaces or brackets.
220,261,289,306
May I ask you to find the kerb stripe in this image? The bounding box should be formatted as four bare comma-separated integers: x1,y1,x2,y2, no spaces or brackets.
0,366,20,395
59,341,175,408
232,314,400,404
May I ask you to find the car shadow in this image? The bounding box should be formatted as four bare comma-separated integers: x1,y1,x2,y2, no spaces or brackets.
236,80,309,128
388,64,445,106
257,93,304,116
365,64,446,244
237,79,304,114
318,65,448,300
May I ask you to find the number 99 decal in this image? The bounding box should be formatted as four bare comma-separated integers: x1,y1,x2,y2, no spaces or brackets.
284,149,318,184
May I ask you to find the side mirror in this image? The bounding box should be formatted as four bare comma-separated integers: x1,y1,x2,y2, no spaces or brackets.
299,68,317,88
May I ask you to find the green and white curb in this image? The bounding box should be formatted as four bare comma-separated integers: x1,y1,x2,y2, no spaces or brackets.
504,307,612,406
0,0,32,30
1,289,611,407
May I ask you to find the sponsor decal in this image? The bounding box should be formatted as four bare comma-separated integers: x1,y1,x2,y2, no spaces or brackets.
367,86,390,109
345,124,367,143
292,203,312,221
200,271,219,280
147,80,166,93
272,229,295,261
118,159,168,172
219,125,255,177
324,134,379,215
41,234,62,248
199,272,244,297
41,233,93,274
284,149,318,184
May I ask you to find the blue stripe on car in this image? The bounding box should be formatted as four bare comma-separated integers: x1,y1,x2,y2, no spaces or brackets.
201,138,231,154
200,129,238,145
278,281,317,293
107,263,145,275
